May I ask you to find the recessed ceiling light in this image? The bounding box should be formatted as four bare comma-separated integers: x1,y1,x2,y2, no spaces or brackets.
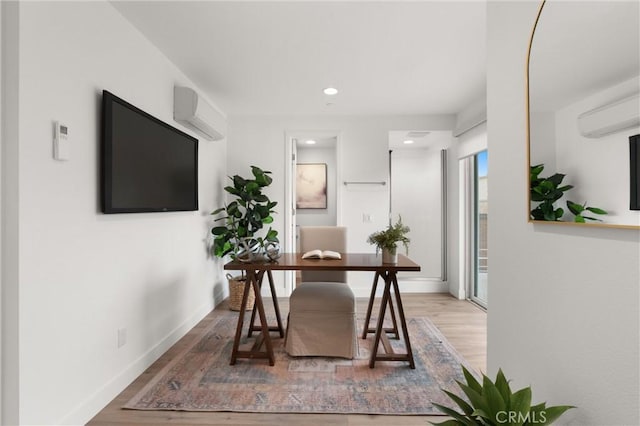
403,140,415,145
305,140,317,145
323,87,338,96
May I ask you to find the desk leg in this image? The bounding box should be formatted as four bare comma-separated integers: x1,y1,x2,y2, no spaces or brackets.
388,288,400,339
230,269,253,365
267,270,285,337
369,271,415,369
362,271,399,340
247,271,265,338
362,272,380,339
251,271,275,366
248,270,284,338
369,272,392,368
391,272,415,369
230,270,276,366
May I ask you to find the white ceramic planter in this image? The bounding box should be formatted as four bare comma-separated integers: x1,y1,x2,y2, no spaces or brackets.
382,247,398,264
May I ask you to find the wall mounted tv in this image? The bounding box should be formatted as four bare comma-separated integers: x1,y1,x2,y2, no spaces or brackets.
631,134,640,211
101,90,198,213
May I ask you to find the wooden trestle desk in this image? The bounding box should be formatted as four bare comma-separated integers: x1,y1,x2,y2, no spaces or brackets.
224,253,421,368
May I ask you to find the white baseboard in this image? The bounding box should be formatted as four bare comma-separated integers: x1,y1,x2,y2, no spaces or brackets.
57,302,212,425
213,283,227,307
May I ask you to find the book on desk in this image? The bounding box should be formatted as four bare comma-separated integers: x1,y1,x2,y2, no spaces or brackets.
301,249,342,260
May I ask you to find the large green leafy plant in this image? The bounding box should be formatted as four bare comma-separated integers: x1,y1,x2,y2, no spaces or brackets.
432,366,574,426
211,166,278,259
530,164,607,223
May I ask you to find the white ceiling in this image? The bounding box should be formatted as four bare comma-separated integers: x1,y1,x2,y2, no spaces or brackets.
111,1,487,116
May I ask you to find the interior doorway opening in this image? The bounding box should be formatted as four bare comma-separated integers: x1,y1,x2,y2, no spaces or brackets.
388,130,452,292
473,150,488,306
295,136,338,236
284,131,341,295
459,150,488,309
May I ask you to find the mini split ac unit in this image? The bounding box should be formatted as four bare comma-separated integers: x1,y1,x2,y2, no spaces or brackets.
174,86,226,141
577,93,640,138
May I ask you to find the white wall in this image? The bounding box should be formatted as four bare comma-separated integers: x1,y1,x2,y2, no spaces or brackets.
4,2,226,424
0,4,3,419
1,2,20,424
391,149,442,280
455,97,487,137
228,114,457,296
487,2,639,425
457,121,487,160
296,146,337,227
529,111,556,172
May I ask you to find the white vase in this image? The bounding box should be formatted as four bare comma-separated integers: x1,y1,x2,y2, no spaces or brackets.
382,247,398,264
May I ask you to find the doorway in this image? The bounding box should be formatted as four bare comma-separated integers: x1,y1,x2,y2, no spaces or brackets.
472,150,488,306
295,137,338,231
388,130,452,292
460,150,488,308
284,131,341,294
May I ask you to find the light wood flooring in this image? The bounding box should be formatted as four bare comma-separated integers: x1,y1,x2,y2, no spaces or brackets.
88,293,486,426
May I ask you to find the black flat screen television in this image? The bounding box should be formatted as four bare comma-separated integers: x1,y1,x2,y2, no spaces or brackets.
102,90,198,213
631,134,640,211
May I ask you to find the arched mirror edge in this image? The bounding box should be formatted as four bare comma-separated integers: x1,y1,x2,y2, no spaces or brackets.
525,0,640,231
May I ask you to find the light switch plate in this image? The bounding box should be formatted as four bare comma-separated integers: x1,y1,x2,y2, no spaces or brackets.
53,121,70,161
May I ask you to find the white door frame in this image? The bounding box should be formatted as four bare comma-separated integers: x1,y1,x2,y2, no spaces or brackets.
284,130,342,295
458,156,474,301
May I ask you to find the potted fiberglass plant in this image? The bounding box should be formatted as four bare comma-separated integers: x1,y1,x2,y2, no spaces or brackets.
432,366,574,426
211,165,279,261
210,166,279,310
366,216,410,264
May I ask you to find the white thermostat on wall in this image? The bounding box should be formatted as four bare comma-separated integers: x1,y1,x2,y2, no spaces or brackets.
53,121,70,161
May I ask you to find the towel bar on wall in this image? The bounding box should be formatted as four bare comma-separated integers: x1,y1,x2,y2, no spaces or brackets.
343,181,386,186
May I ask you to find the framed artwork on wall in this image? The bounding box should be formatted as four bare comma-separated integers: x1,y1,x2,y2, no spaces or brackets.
296,163,327,209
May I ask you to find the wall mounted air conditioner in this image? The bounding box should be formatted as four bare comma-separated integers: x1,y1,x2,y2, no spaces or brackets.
577,93,640,138
174,86,226,141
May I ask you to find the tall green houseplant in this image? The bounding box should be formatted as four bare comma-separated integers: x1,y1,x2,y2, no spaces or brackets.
211,166,278,260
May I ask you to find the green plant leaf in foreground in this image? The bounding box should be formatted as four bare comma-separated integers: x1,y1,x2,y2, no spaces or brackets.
442,389,474,417
535,405,576,425
494,369,512,410
431,403,477,426
432,366,574,426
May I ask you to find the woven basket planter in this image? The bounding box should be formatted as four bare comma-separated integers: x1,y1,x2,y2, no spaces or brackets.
227,274,255,311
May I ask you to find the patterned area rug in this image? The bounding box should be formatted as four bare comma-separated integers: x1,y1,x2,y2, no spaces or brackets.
123,312,475,415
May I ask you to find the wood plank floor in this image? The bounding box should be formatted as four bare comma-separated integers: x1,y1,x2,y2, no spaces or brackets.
88,293,486,426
